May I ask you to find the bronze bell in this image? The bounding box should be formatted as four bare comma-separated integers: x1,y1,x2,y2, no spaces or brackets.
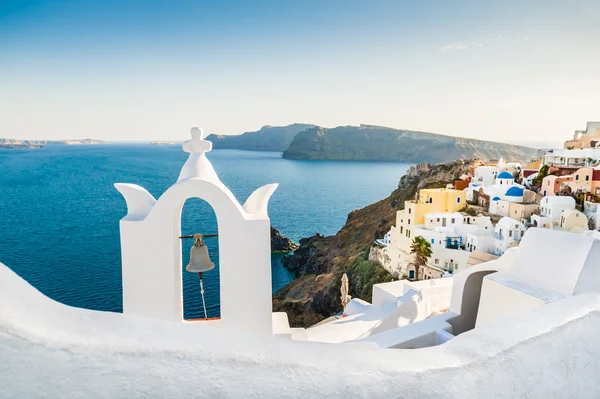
186,235,215,273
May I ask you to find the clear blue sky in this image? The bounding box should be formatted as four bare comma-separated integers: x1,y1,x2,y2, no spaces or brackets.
1,0,599,143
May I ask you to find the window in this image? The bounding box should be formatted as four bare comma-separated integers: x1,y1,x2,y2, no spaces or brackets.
437,218,440,222
408,220,411,225
457,197,461,203
408,208,412,214
435,258,439,264
409,270,415,279
429,198,433,203
576,175,579,181
509,230,512,237
586,176,590,181
451,218,455,224
400,226,403,234
431,238,435,244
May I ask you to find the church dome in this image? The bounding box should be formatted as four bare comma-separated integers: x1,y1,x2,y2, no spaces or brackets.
505,186,524,197
492,196,501,201
497,171,513,179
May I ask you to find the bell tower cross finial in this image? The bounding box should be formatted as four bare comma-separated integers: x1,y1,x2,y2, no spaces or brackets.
183,127,212,155
177,127,219,183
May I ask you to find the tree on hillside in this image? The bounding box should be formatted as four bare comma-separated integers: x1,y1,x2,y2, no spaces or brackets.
410,236,433,280
531,164,551,192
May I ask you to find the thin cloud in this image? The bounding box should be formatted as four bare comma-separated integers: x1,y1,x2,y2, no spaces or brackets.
441,43,469,52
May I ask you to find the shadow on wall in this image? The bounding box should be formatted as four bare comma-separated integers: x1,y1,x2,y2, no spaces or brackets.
367,290,422,335
448,270,497,335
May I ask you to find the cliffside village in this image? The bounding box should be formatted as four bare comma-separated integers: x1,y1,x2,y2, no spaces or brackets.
372,121,600,281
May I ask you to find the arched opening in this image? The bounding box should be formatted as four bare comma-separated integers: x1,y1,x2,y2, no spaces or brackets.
180,198,220,320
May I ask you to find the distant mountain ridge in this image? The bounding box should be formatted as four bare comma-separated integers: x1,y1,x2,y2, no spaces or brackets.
207,123,315,152
282,124,537,163
0,138,105,148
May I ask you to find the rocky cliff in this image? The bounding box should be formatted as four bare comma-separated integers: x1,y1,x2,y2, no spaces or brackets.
207,124,315,152
282,124,536,163
270,226,298,252
273,160,473,327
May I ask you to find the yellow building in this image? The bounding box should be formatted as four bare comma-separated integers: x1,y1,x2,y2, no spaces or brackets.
559,209,588,233
570,167,594,193
390,188,467,257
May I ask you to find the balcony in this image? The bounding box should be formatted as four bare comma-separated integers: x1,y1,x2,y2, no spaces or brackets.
445,237,462,250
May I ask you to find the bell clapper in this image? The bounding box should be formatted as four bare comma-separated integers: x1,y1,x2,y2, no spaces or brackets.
198,271,207,319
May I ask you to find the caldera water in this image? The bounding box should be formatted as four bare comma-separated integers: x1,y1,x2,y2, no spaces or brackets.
0,145,409,319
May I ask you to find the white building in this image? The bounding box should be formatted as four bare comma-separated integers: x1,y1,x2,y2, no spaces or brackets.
531,196,576,228
466,232,496,254
472,165,499,186
467,169,526,216
542,148,600,169
485,173,526,215
493,216,525,256
375,228,392,248
412,213,494,275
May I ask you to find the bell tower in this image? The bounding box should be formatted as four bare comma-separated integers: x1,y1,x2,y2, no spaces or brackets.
115,127,278,336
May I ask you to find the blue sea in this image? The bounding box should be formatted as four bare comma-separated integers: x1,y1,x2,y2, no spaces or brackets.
0,145,410,319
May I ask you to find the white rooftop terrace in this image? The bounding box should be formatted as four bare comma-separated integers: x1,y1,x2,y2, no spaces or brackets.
3,228,600,398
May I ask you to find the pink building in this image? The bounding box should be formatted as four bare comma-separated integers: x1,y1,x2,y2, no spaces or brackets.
541,175,573,196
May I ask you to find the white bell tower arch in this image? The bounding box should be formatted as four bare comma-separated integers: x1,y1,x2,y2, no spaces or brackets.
115,127,277,335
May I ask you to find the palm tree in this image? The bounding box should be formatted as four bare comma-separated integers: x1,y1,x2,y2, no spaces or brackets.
410,236,433,280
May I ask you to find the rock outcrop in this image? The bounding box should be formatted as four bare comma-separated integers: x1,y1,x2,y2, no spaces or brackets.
207,124,315,152
282,124,537,163
273,160,473,327
270,226,298,252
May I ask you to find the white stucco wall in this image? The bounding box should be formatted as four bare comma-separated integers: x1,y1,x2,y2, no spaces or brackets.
4,225,600,397
475,274,550,328
4,263,600,398
507,228,596,296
